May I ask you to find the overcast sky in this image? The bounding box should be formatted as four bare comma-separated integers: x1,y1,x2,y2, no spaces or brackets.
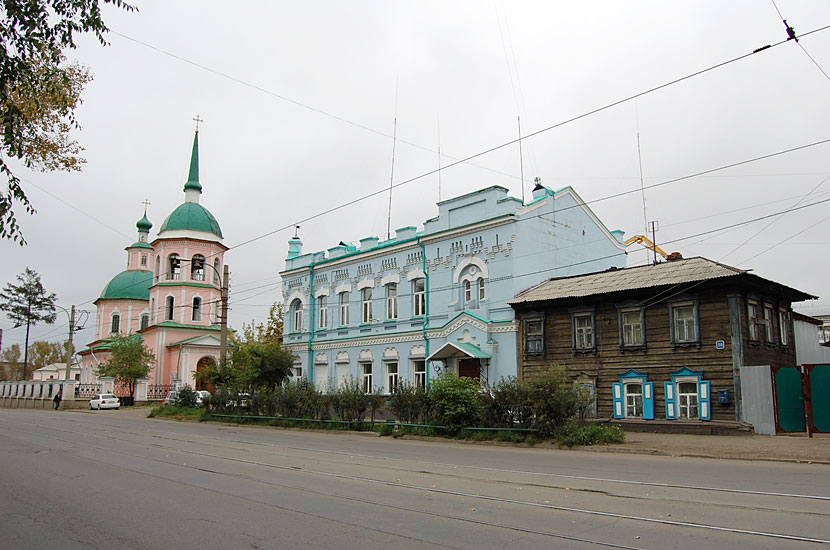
2,1,829,352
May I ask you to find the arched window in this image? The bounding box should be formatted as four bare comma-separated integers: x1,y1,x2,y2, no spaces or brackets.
140,314,149,330
165,296,175,321
478,278,485,301
155,256,160,282
192,297,202,322
167,254,180,280
151,297,156,323
291,299,303,332
464,280,472,303
110,313,120,334
213,258,221,285
141,254,147,267
191,254,205,281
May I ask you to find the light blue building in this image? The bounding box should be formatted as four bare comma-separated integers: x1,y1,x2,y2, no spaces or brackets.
280,184,627,392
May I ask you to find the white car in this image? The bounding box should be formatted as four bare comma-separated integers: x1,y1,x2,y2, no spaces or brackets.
164,390,178,405
194,390,211,407
89,393,120,410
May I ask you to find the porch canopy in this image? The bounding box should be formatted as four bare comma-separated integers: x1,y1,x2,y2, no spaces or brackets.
427,341,490,361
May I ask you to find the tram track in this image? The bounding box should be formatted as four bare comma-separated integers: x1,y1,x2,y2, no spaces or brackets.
3,417,828,546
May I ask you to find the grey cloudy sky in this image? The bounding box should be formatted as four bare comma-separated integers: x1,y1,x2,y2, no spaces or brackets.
2,0,829,351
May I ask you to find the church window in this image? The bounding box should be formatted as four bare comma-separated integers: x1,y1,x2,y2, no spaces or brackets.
165,296,175,321
141,254,147,267
192,297,202,322
464,280,471,303
110,313,120,334
140,314,149,330
155,256,160,282
191,255,206,281
167,254,181,280
478,278,485,301
151,297,155,322
213,258,221,285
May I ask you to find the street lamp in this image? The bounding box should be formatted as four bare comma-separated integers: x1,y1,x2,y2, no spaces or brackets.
53,304,88,380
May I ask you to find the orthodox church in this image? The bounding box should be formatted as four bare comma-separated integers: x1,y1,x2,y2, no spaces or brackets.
78,130,227,390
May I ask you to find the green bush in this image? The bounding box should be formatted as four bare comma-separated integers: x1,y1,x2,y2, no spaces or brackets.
175,385,198,408
526,366,580,437
388,381,430,424
428,373,482,434
556,421,625,447
276,378,322,419
481,376,534,429
367,386,386,422
330,377,368,426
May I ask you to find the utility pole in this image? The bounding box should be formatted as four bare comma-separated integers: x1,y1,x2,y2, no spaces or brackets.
220,265,229,366
64,305,75,380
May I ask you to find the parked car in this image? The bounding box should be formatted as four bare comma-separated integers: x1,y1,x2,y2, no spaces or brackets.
164,390,178,405
89,393,120,410
194,390,211,407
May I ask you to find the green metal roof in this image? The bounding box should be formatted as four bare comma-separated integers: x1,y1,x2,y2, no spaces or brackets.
128,241,154,250
184,131,202,192
136,213,152,231
159,202,222,237
99,270,153,300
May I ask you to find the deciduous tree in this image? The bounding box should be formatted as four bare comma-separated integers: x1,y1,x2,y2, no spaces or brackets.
0,0,136,244
97,334,153,399
0,267,57,378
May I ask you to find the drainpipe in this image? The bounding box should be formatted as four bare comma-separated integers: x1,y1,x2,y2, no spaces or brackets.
307,263,316,383
417,237,430,385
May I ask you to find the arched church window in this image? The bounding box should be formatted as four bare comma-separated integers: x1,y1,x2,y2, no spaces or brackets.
168,254,181,280
192,297,202,322
155,256,160,282
213,258,221,285
191,254,206,281
165,296,175,321
110,313,120,334
478,278,485,301
141,254,147,267
464,280,472,303
140,314,149,330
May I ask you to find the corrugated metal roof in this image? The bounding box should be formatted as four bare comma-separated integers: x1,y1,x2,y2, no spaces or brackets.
510,257,746,304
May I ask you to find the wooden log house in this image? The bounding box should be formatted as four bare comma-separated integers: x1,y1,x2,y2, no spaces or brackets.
509,257,814,426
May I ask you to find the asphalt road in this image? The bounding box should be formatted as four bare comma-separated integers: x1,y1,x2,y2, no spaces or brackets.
1,408,828,549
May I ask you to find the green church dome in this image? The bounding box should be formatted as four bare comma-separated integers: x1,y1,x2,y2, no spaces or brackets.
158,202,223,238
100,270,153,300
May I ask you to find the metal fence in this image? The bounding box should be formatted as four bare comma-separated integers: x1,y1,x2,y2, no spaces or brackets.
75,383,101,399
148,384,175,400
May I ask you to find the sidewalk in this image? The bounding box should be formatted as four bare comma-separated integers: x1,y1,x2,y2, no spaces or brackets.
577,430,830,464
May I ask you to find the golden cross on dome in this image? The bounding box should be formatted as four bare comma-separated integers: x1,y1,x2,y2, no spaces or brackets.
193,115,204,132
141,199,151,213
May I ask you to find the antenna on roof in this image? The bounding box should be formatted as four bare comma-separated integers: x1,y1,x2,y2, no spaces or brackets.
386,78,398,241
518,116,525,205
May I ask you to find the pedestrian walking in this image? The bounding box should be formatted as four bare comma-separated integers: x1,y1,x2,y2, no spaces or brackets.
53,389,62,410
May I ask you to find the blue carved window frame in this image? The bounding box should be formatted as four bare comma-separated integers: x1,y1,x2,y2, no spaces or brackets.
664,367,711,421
612,369,654,419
